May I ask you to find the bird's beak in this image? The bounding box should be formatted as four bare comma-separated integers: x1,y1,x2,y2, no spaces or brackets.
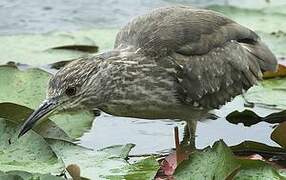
18,98,58,138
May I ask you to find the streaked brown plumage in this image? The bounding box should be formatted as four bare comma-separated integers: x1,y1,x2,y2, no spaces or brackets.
19,6,277,147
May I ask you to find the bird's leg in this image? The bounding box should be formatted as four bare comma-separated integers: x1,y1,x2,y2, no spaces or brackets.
181,124,190,146
187,120,197,149
181,120,197,151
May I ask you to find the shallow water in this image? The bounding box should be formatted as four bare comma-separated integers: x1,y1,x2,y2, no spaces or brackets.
1,0,283,155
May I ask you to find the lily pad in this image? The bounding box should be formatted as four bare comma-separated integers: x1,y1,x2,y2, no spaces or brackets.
46,139,159,179
234,159,286,180
105,157,160,180
174,140,240,180
243,78,286,110
0,29,117,66
0,103,71,141
0,65,94,139
0,119,64,174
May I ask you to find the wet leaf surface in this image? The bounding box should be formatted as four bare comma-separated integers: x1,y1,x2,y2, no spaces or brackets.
174,140,240,180
234,159,286,180
0,103,71,141
0,119,65,174
0,65,95,139
46,139,159,179
243,78,286,110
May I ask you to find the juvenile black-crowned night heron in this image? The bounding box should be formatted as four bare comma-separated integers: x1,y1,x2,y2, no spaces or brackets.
19,6,277,147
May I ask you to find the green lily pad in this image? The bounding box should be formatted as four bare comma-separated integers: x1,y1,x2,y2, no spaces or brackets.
0,119,64,174
174,140,240,180
46,139,159,179
0,28,117,66
234,159,286,180
243,78,286,110
0,103,71,141
105,157,160,180
99,144,135,159
0,65,94,139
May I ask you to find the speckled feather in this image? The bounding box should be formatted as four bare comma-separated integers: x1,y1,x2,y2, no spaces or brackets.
48,6,277,120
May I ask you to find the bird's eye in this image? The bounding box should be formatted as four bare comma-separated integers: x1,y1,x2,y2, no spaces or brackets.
65,87,77,96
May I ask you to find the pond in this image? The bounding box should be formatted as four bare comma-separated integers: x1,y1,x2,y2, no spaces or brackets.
0,0,284,156
1,1,286,179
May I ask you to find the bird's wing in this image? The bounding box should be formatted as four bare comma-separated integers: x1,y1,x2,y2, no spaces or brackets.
115,6,277,108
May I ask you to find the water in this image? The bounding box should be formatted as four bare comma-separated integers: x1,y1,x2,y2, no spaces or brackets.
0,0,283,155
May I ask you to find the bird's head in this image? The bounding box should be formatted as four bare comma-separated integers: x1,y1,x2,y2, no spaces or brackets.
18,57,108,137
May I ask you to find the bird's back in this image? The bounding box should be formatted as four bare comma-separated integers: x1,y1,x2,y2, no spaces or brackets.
113,6,277,111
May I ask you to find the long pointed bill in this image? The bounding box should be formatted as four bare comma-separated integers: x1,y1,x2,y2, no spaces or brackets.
18,98,58,138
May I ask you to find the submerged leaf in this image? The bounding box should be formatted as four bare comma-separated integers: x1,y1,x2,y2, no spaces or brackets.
0,119,64,174
174,140,240,180
0,29,117,66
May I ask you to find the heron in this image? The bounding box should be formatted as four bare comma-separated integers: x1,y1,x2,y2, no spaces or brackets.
18,6,277,148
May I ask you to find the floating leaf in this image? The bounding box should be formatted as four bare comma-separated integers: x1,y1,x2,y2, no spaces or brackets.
174,140,240,180
234,159,286,180
46,139,159,179
0,119,64,174
243,78,286,110
99,144,135,159
0,65,94,139
0,103,71,141
0,29,117,66
106,157,159,180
